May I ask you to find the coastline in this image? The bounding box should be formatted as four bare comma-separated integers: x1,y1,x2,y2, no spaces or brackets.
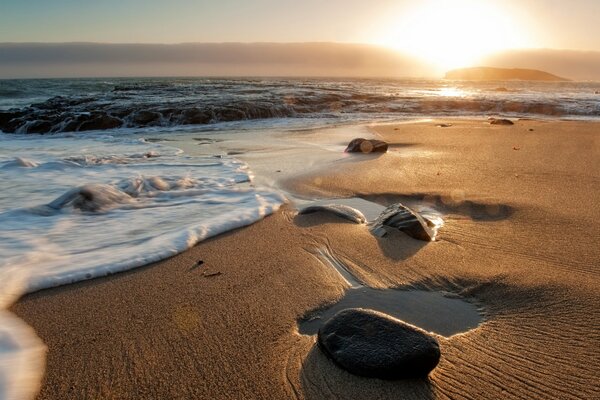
11,118,600,399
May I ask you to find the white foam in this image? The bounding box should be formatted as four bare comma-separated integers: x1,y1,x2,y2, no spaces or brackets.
0,132,285,399
0,266,46,400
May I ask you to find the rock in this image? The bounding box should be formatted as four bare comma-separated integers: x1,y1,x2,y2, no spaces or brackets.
489,118,514,125
318,308,441,379
131,110,161,125
371,203,436,241
180,108,211,125
79,115,122,131
436,123,452,128
493,87,509,92
345,138,388,153
298,204,366,224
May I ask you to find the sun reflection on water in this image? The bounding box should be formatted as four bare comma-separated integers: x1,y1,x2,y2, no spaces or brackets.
438,87,467,97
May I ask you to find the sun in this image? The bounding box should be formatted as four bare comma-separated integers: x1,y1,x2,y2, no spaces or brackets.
375,0,532,71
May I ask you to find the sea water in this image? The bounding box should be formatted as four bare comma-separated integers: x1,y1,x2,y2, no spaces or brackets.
1,77,599,399
1,77,599,135
0,130,283,399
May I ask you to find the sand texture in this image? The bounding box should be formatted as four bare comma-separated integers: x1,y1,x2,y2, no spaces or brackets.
12,119,600,399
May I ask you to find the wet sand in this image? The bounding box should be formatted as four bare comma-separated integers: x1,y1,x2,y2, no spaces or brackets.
12,119,600,399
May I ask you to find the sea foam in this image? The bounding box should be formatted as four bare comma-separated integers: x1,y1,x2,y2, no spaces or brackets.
0,132,284,399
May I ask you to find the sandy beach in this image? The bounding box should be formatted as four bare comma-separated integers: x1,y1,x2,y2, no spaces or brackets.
11,119,600,399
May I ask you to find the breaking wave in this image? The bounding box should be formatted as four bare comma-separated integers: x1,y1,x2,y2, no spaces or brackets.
1,78,599,134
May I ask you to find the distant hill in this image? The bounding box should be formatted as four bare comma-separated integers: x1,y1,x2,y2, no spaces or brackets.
445,67,569,81
480,49,600,81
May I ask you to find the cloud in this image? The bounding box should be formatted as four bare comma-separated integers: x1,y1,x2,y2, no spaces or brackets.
0,42,434,79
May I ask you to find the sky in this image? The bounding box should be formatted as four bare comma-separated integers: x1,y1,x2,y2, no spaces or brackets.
1,0,599,51
1,0,599,78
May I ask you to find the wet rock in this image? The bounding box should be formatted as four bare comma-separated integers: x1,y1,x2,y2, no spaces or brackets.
62,114,91,132
318,308,441,379
489,118,514,125
371,203,436,241
0,111,25,133
26,120,53,134
0,111,22,131
298,204,366,224
131,110,161,125
345,138,388,153
79,115,122,131
217,107,247,121
180,108,211,125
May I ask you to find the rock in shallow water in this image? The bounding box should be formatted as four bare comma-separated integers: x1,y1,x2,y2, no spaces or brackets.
345,138,388,153
318,308,441,379
489,118,514,125
298,204,366,224
371,203,436,241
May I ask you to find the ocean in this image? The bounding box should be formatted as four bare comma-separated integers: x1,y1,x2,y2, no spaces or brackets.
1,77,599,398
1,77,599,293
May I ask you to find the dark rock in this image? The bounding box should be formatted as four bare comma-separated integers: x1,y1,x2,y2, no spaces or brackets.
180,108,211,125
436,123,452,128
217,107,247,121
79,115,122,131
131,110,161,125
345,138,388,153
318,308,441,379
0,111,23,132
298,204,366,224
489,118,514,125
62,114,91,132
25,120,53,134
371,203,436,241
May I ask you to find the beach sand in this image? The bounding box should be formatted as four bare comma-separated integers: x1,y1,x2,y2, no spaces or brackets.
12,119,600,399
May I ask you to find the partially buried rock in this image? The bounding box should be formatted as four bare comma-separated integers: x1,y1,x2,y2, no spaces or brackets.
489,118,514,125
371,203,436,241
298,204,366,224
318,308,441,380
345,138,388,153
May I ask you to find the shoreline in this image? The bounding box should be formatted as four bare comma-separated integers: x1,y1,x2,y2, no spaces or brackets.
10,118,600,399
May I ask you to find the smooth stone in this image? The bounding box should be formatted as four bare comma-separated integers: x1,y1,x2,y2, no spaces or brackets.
298,204,366,224
318,308,441,380
489,118,514,125
345,138,388,153
371,203,436,241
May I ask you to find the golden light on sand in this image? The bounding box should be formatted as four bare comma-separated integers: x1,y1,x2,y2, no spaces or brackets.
376,0,532,70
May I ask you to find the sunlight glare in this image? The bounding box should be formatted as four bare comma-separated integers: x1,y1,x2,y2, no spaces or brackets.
377,0,532,70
